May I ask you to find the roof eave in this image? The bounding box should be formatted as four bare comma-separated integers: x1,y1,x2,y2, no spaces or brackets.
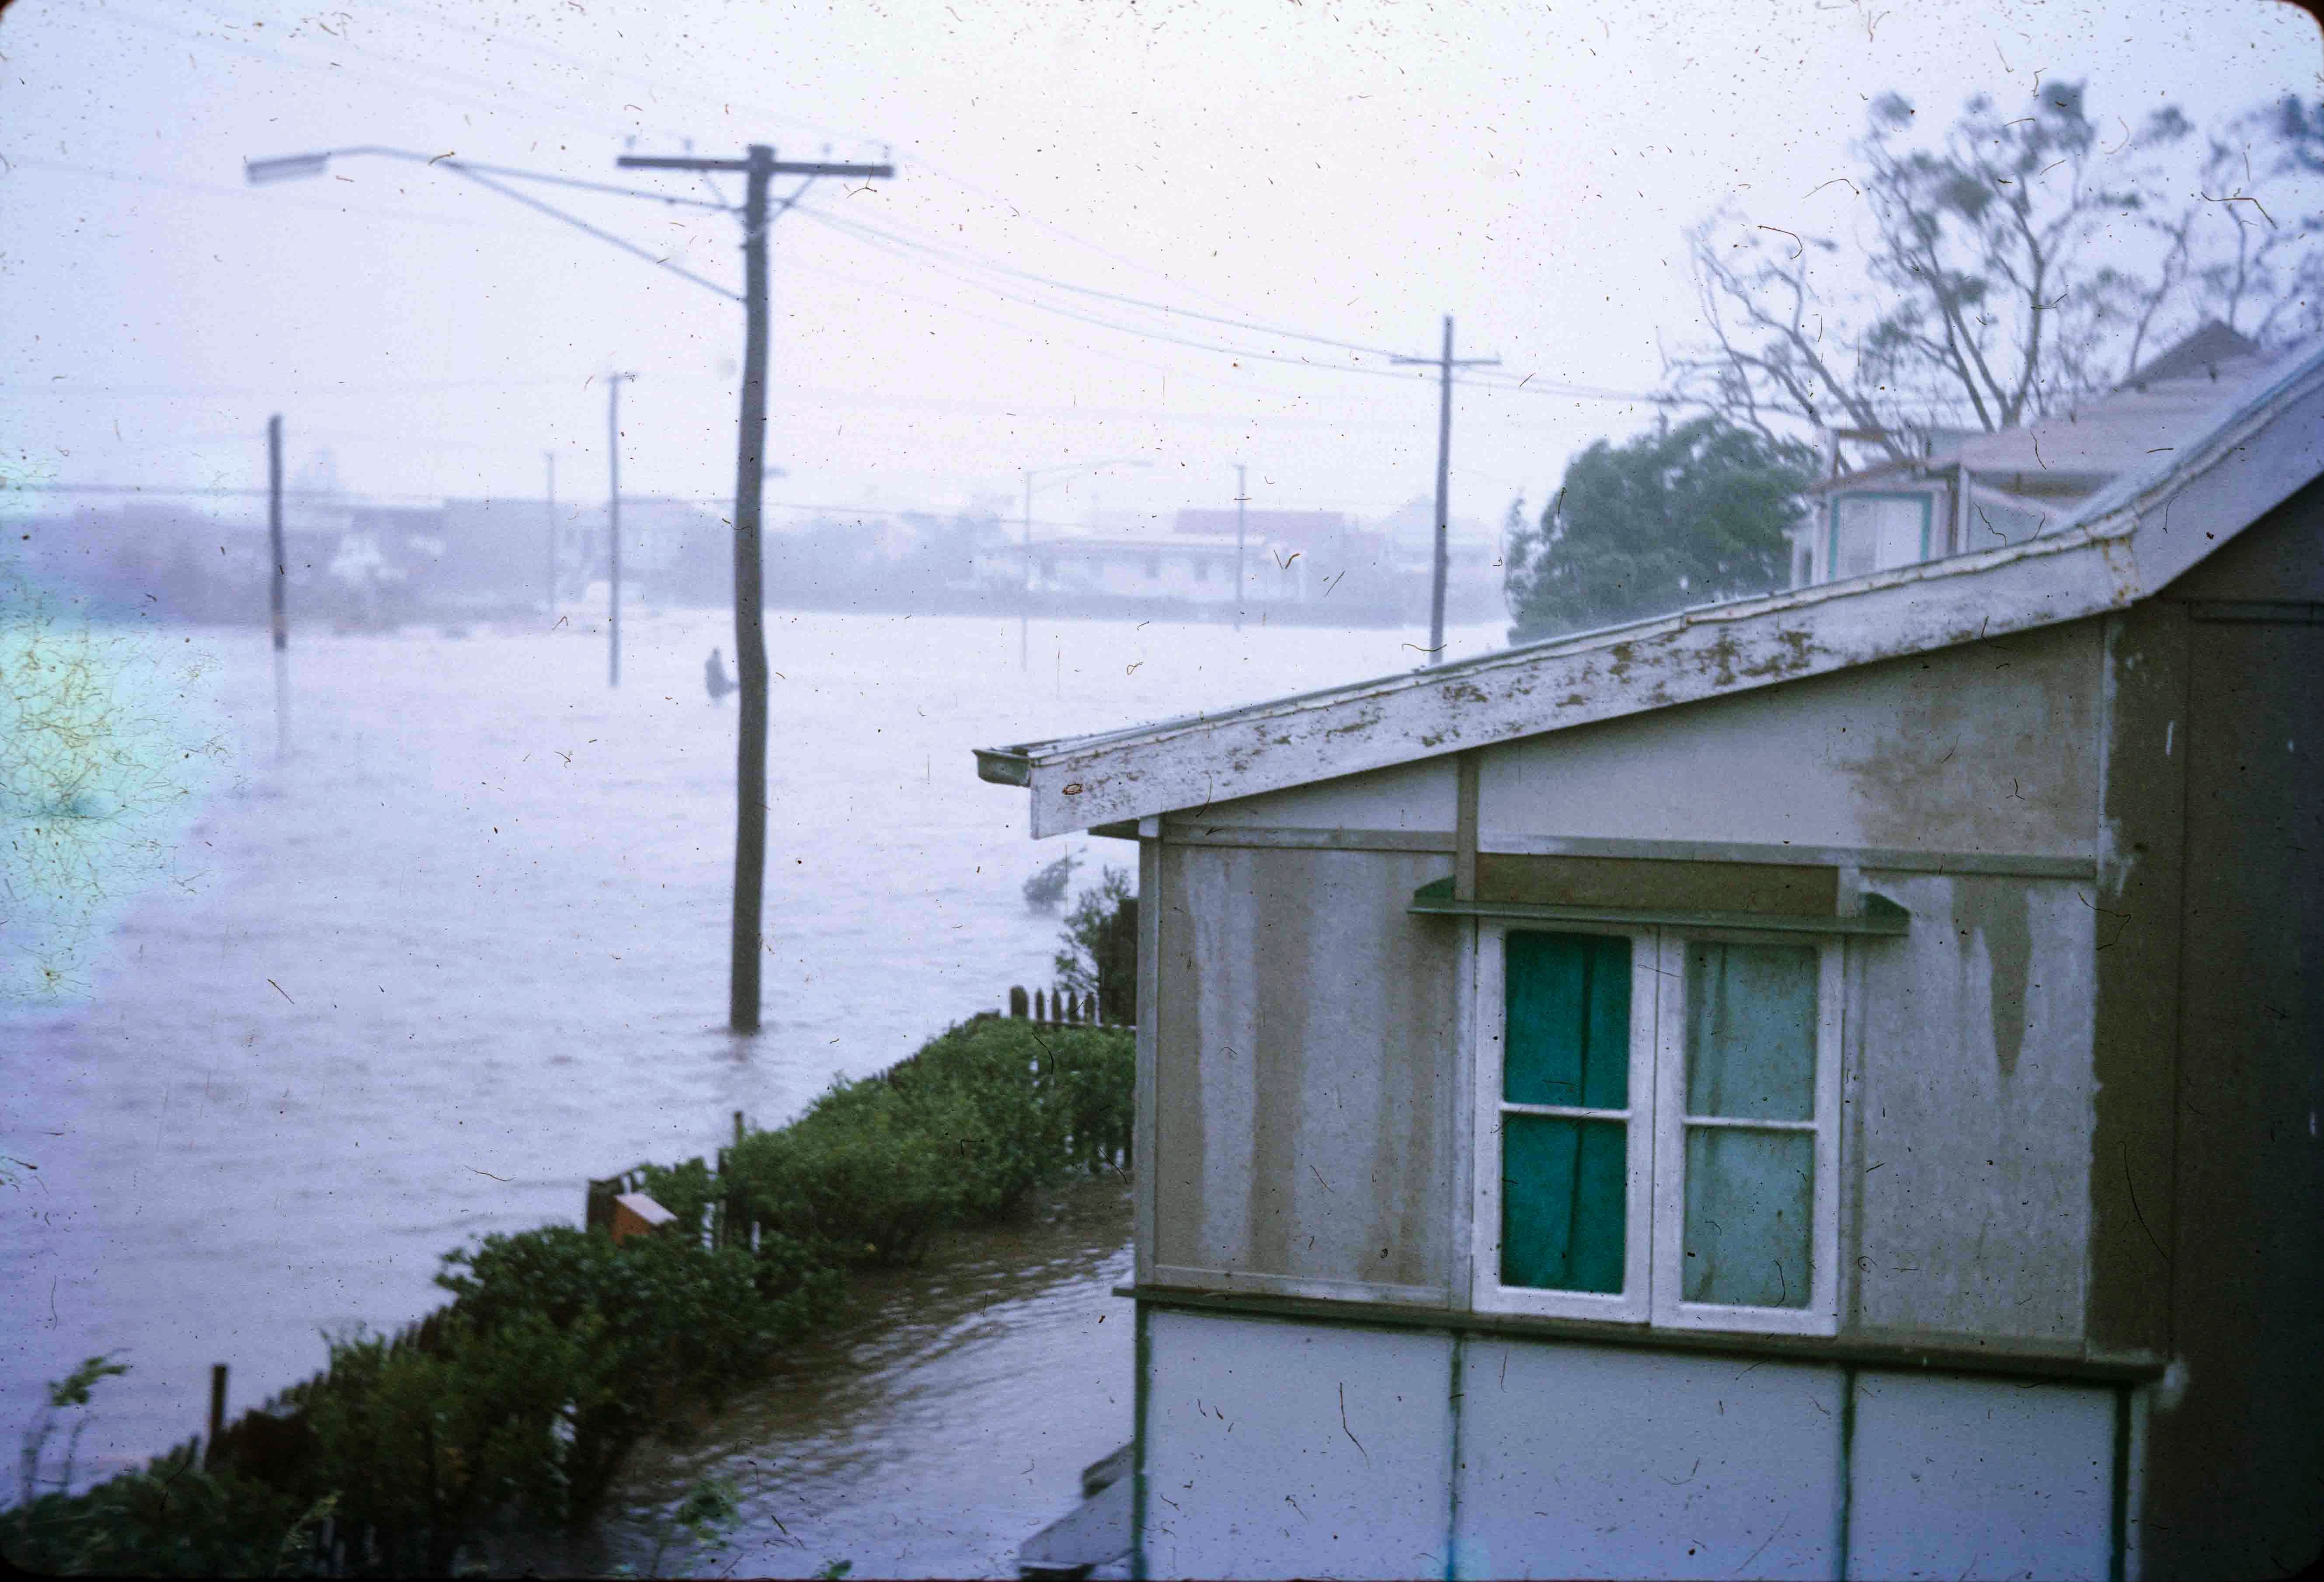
985,339,2324,840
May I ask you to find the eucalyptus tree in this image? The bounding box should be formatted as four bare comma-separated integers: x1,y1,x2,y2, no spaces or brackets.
1666,84,2324,466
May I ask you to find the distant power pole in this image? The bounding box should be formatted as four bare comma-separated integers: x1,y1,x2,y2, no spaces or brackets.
618,143,894,1035
1234,463,1248,633
544,450,558,613
605,373,636,688
266,414,289,760
1395,316,1498,663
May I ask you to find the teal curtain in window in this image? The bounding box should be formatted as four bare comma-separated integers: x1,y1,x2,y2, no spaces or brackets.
1500,931,1630,1293
1503,1115,1625,1292
1681,942,1817,1307
1506,930,1630,1107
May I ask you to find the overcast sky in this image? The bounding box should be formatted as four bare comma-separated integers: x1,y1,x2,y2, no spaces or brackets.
2,0,2317,530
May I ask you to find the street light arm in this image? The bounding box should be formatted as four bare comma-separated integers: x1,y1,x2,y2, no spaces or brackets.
242,145,743,303
246,145,738,210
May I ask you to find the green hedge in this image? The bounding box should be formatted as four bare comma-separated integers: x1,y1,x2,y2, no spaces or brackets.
3,1017,1134,1577
723,1019,1131,1263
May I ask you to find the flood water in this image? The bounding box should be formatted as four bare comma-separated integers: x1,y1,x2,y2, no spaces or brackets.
522,1171,1138,1580
3,598,1500,1567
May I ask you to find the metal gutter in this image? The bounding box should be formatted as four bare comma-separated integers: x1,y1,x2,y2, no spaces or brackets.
972,747,1032,787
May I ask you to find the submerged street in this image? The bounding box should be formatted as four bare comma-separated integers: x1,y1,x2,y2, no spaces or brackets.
3,604,1494,1570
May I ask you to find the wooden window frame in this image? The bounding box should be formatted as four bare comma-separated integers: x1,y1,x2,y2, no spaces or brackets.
1471,921,1844,1338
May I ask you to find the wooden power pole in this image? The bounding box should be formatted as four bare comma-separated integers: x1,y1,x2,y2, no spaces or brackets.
604,373,635,689
266,414,289,760
619,144,893,1034
1394,316,1497,663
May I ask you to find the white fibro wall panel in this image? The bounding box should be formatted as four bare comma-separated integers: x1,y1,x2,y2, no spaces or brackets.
1141,1310,1454,1581
1452,1339,1844,1580
1845,1373,2113,1582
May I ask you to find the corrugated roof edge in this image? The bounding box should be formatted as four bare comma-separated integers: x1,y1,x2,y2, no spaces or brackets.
976,336,2324,833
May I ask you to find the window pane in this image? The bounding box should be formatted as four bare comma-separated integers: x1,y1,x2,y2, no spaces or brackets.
1685,941,1817,1121
1833,495,1928,575
1683,1128,1812,1307
1505,930,1630,1108
1501,1114,1626,1293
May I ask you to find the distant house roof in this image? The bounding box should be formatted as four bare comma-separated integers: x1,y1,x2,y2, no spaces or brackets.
2122,319,2264,386
1809,323,2285,495
1173,508,1353,543
1037,534,1251,554
978,335,2324,838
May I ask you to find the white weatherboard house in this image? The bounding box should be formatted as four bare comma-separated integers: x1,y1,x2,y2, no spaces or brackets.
981,341,2324,1581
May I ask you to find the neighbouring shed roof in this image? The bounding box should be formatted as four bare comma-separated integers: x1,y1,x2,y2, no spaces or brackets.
978,338,2324,839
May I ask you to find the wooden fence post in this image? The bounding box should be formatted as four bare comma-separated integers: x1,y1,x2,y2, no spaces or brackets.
586,1176,620,1235
205,1363,227,1470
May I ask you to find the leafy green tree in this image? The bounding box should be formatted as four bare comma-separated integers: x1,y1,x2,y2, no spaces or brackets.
1504,416,1818,644
1053,865,1136,1025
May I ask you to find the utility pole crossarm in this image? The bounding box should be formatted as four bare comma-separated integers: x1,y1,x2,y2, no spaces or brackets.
620,156,896,180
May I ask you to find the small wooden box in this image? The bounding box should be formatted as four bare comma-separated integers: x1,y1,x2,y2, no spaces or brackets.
609,1191,676,1244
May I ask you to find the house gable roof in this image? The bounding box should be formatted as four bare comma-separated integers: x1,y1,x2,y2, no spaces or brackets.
1804,325,2286,497
977,339,2324,839
2122,319,2263,386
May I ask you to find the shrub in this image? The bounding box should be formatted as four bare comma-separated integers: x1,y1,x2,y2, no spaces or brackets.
724,1017,1133,1265
433,1225,838,1522
296,1313,578,1573
3,1014,1133,1575
3,1450,325,1578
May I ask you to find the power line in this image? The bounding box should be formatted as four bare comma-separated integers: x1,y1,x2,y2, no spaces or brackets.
797,203,1416,362
72,7,1677,410
103,0,692,145
913,163,1270,323
8,376,596,396
796,207,1436,384
364,0,874,148
793,204,1697,407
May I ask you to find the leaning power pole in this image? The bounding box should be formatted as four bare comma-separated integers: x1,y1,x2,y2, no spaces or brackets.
1394,316,1497,663
619,144,893,1035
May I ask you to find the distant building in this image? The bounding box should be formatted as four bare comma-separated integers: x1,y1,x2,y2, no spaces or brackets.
977,531,1307,609
1372,495,1506,623
440,496,730,610
1795,321,2278,587
1171,507,1355,554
